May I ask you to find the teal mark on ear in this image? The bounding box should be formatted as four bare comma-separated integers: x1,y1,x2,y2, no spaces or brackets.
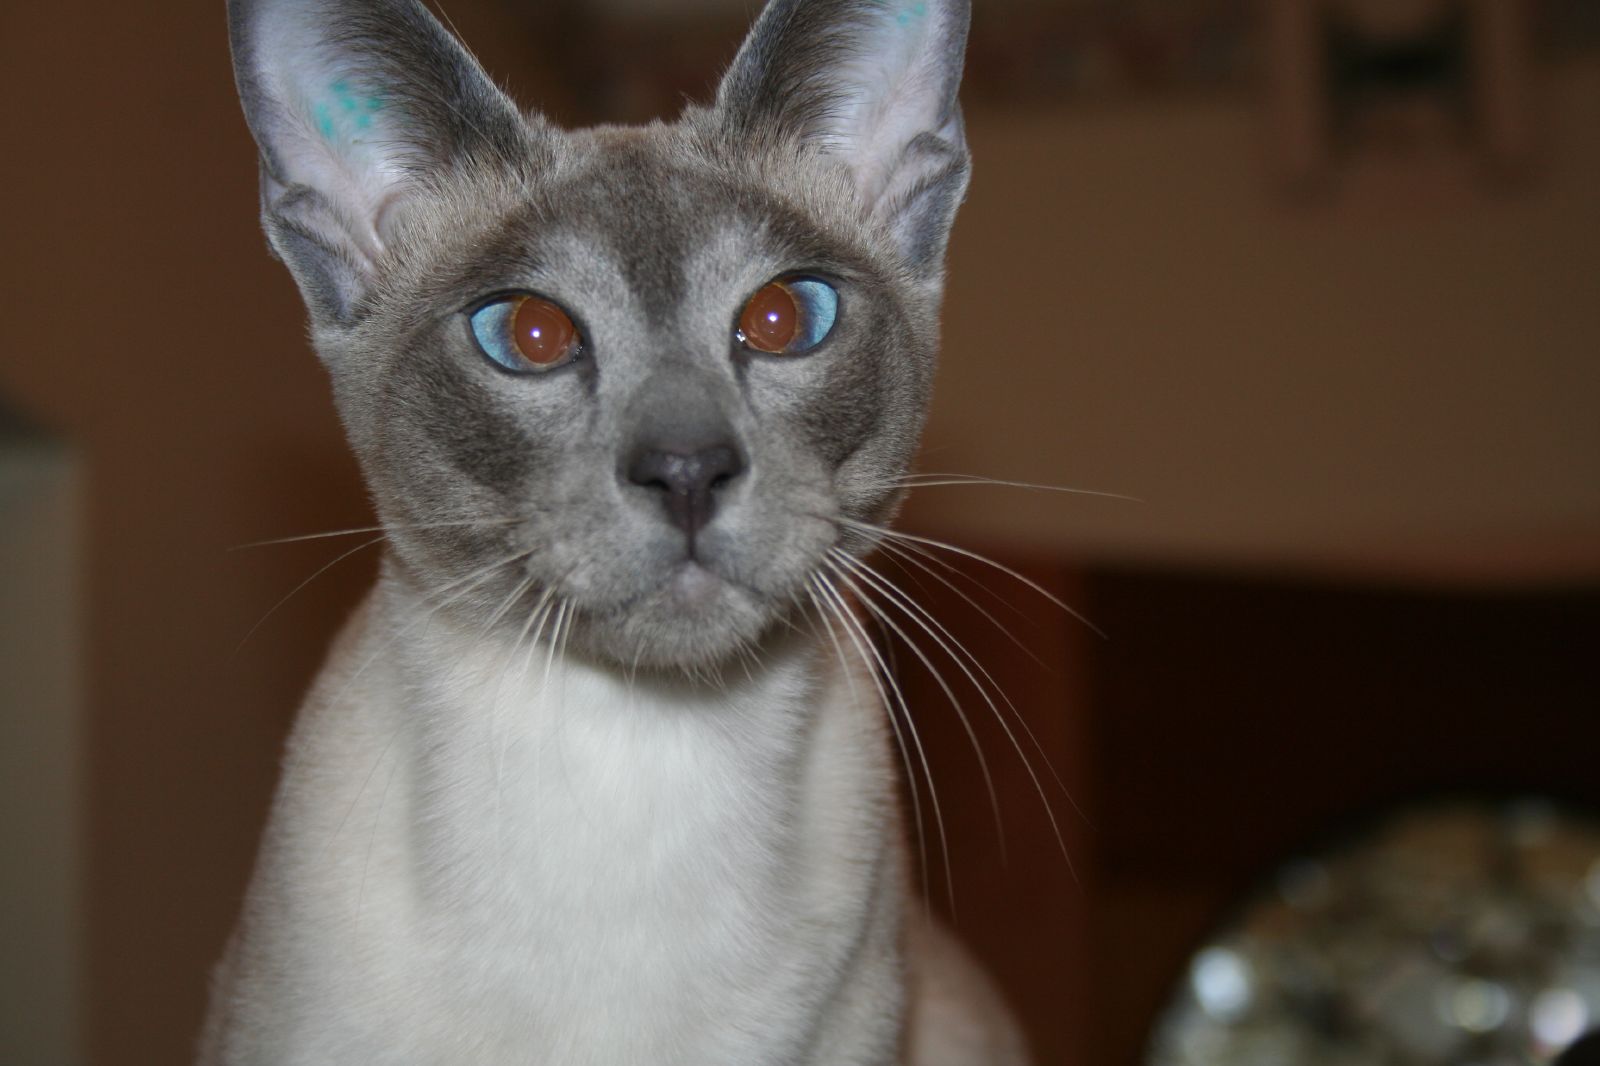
315,82,387,141
866,0,926,22
894,2,927,26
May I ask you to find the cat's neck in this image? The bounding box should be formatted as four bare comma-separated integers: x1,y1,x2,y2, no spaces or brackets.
359,570,898,905
264,574,908,1060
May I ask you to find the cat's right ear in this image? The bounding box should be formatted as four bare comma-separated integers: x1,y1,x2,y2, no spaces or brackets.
228,0,531,325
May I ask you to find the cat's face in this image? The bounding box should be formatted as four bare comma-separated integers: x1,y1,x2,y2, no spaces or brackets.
335,128,942,668
230,0,970,670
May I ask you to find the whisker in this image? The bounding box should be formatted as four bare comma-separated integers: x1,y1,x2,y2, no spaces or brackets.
316,545,536,861
876,534,1088,825
511,586,561,694
541,600,570,695
864,530,1041,638
231,515,518,551
871,537,1049,670
556,596,576,674
836,517,1107,639
882,473,1140,503
485,578,561,890
232,533,387,656
480,570,544,826
854,535,1092,826
825,552,1006,865
811,571,955,914
480,568,541,638
544,597,593,822
835,549,1078,877
807,580,932,914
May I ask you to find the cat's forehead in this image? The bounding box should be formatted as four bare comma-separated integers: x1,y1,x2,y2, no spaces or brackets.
411,126,871,327
545,135,756,323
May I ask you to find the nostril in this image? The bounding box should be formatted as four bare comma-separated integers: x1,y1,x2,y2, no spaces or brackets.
697,445,743,492
624,442,746,536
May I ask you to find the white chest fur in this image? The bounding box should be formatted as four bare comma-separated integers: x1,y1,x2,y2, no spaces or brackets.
202,578,908,1065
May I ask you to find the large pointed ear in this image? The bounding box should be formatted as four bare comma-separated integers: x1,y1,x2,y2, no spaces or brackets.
228,0,531,324
714,0,971,278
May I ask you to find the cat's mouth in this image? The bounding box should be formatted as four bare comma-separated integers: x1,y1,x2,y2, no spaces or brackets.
549,548,809,671
570,575,768,671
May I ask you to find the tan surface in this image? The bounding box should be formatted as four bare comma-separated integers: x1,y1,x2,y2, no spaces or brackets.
907,62,1600,580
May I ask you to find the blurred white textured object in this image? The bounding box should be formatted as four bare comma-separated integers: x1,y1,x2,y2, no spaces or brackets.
1150,800,1600,1066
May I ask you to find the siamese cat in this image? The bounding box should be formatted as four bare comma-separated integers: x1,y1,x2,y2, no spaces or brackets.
202,0,1029,1061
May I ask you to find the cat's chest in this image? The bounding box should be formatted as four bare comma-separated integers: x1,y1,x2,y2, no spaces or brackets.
334,624,896,1059
408,660,809,950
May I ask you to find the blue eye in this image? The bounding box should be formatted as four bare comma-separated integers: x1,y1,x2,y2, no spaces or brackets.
468,295,580,372
738,276,839,354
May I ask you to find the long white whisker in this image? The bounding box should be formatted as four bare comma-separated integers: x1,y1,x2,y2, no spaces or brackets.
486,578,563,893
233,533,387,655
837,517,1107,639
825,553,1006,864
864,537,1091,826
315,545,535,861
868,540,1086,826
481,569,540,638
883,473,1140,503
861,530,1037,630
872,537,1049,670
480,570,545,861
511,586,561,694
835,549,1077,877
542,600,570,695
231,515,518,550
812,571,955,914
807,580,931,912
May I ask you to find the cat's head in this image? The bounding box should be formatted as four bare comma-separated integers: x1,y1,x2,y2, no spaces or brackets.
229,0,970,671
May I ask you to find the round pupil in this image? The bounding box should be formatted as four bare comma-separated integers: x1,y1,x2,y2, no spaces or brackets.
512,297,575,365
740,283,798,353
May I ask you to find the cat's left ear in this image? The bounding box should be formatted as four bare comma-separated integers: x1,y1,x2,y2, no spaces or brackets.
713,0,971,278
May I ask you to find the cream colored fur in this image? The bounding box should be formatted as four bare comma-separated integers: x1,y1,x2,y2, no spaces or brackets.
199,573,1027,1064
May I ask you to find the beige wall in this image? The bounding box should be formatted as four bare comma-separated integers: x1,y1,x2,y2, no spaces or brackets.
0,1,1595,1061
907,60,1600,580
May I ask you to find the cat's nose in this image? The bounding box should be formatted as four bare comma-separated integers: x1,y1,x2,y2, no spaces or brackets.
625,442,745,537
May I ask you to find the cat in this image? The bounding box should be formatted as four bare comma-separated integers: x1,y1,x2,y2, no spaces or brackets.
200,0,1029,1062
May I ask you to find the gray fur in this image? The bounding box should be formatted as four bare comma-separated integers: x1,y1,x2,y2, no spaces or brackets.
227,0,967,671
206,0,1025,1061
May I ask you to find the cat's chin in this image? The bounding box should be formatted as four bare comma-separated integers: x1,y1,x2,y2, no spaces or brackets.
668,563,728,611
574,563,785,673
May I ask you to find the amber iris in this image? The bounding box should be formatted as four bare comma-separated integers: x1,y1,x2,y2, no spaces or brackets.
511,296,578,366
739,282,800,353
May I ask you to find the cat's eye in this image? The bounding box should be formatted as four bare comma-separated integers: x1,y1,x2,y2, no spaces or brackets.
737,277,838,355
468,295,581,373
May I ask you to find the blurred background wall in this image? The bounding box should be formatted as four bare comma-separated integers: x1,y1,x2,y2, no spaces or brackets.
1,0,1596,1063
